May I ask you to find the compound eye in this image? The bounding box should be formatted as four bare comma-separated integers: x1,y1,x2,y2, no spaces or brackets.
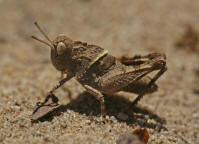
57,42,66,55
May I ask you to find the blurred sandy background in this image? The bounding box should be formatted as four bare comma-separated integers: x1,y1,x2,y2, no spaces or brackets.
0,0,199,143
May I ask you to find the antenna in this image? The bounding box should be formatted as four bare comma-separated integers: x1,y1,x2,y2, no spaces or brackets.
32,22,54,49
32,35,53,49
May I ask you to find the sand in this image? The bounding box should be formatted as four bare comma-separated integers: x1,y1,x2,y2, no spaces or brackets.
0,0,199,143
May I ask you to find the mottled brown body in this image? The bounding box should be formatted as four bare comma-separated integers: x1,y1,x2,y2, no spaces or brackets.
78,54,158,94
32,22,167,119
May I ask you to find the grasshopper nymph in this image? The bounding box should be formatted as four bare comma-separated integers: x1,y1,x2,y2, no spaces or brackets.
32,22,167,119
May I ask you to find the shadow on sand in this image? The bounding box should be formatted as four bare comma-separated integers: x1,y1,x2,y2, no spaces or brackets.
33,92,167,131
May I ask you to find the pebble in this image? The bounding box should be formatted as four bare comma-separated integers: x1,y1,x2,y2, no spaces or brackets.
116,133,141,144
117,112,128,121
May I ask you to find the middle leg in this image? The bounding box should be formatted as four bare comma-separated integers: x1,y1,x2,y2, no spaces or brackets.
84,85,105,117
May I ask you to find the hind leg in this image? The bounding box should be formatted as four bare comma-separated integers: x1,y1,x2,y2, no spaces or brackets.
118,53,166,67
128,66,167,108
121,76,158,94
101,52,167,108
118,53,167,105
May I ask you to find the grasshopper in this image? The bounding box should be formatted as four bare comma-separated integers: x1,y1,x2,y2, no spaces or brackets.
32,22,167,118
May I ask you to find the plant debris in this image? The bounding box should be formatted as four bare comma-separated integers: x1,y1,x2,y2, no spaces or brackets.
116,128,149,144
175,25,199,52
116,132,143,144
31,93,62,122
133,128,149,144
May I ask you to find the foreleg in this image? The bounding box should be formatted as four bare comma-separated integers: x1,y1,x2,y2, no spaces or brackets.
49,72,73,93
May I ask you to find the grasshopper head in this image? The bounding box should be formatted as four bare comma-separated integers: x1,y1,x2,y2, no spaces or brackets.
32,22,73,72
50,35,73,72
